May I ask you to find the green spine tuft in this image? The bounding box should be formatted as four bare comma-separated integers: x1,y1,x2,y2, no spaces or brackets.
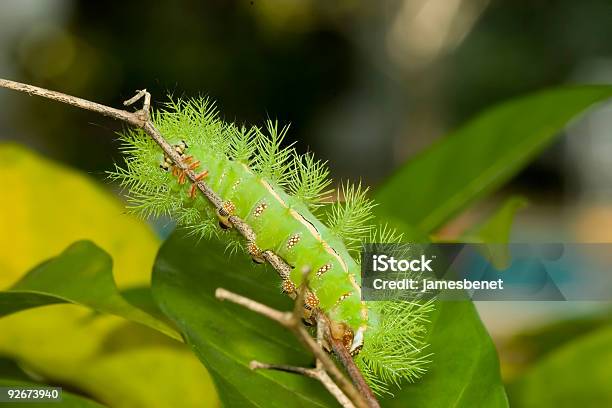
287,152,333,209
252,120,295,187
327,182,376,253
356,299,434,395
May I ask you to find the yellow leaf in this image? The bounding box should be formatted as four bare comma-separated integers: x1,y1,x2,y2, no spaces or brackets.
0,142,157,288
0,143,218,407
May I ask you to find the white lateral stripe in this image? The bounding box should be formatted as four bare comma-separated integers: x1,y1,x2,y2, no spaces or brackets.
259,178,348,272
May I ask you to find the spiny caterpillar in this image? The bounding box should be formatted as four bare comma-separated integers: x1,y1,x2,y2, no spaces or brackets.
111,98,433,394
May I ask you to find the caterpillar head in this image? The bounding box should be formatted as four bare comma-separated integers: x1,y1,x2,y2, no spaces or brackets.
217,200,236,230
330,321,355,352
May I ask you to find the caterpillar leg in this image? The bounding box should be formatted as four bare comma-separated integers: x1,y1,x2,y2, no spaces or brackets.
247,241,265,264
217,200,236,229
279,278,319,326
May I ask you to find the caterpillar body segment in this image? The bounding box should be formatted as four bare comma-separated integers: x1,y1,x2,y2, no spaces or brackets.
111,98,432,395
212,150,369,336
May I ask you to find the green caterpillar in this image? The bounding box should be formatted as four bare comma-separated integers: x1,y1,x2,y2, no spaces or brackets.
111,97,433,394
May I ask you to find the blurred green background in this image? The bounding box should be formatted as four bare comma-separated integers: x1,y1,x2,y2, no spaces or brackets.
1,0,611,406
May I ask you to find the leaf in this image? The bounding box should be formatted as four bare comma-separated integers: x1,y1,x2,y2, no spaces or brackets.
0,143,160,288
0,357,31,382
380,301,508,407
506,311,611,364
502,311,611,380
0,144,218,407
0,241,181,341
461,196,527,269
0,356,105,407
375,86,612,233
507,326,612,407
463,196,527,244
372,203,508,406
0,309,218,408
0,380,106,407
152,230,338,408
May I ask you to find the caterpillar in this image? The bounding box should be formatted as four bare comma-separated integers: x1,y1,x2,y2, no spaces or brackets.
111,97,433,394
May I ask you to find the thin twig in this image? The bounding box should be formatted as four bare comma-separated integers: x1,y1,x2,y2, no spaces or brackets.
328,328,381,408
293,266,310,319
0,78,144,126
0,78,380,408
250,361,355,408
216,288,368,408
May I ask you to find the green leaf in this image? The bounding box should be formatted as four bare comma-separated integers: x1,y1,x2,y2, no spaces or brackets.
463,197,527,244
0,357,105,407
380,301,508,407
0,241,181,341
152,231,338,408
0,380,106,408
0,357,31,382
372,203,508,406
375,86,612,233
506,311,611,366
461,196,527,269
508,326,612,407
153,229,508,407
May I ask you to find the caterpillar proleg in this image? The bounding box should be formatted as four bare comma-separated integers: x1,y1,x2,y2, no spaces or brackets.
111,97,433,394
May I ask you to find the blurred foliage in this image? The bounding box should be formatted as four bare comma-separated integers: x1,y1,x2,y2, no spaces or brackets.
507,326,612,407
371,85,612,406
500,310,612,380
446,0,612,125
375,86,612,233
0,240,180,340
428,196,527,269
0,356,104,407
4,0,612,189
463,196,528,245
0,144,218,407
0,143,158,288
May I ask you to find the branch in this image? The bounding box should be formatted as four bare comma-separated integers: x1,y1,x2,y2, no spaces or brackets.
216,288,368,408
0,79,145,127
327,325,380,408
249,361,355,408
0,77,380,408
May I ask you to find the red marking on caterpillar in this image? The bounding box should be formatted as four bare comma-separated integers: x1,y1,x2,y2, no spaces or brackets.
190,170,209,198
